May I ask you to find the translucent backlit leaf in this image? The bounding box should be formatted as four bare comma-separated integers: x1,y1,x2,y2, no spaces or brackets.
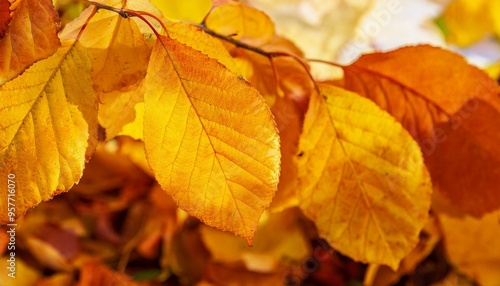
144,35,280,243
205,2,275,46
297,84,432,270
59,4,151,93
341,45,500,216
0,0,60,85
0,41,98,223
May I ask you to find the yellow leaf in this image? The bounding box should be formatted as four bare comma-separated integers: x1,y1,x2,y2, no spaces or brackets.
442,0,495,46
144,35,280,243
60,3,151,93
119,101,145,140
151,0,212,23
0,41,98,223
205,2,275,46
366,215,441,285
439,210,500,285
296,84,432,270
0,0,60,84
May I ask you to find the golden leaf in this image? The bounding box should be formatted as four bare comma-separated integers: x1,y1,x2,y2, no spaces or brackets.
165,22,239,73
341,45,500,216
0,0,60,84
144,35,280,243
297,84,432,270
0,41,98,223
107,22,241,140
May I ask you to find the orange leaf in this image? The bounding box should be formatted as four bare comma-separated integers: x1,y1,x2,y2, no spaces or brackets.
144,35,280,244
268,93,305,211
297,84,432,270
439,210,500,285
0,0,60,85
341,45,500,216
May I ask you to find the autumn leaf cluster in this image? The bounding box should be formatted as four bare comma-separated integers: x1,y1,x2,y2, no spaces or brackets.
0,0,500,285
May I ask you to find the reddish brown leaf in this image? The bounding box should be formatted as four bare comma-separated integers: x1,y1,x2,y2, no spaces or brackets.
0,0,10,38
341,45,500,216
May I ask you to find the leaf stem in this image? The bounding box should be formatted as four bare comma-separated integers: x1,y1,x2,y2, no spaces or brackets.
195,23,272,58
306,58,345,68
86,0,131,18
196,23,321,95
83,0,169,37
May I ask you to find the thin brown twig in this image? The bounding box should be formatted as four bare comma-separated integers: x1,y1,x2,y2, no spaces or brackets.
80,1,324,96
195,23,321,95
75,5,97,41
86,0,131,18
